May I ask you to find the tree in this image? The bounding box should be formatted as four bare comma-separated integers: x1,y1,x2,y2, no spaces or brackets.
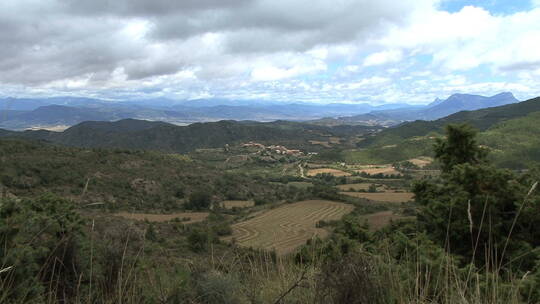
414,124,540,270
434,124,487,173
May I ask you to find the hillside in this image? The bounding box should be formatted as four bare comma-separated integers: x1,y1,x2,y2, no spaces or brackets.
347,96,540,168
359,95,540,148
0,119,380,153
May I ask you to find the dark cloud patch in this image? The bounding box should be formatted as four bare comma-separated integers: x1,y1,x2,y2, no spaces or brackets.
499,61,540,72
0,0,426,88
61,0,250,16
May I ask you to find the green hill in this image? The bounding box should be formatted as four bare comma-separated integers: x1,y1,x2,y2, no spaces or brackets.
359,96,540,148
0,119,379,153
478,111,540,168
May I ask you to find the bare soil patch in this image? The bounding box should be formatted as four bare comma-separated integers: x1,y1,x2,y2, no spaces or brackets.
226,200,354,255
115,212,209,224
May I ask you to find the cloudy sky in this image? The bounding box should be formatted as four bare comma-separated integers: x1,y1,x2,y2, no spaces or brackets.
1,0,540,104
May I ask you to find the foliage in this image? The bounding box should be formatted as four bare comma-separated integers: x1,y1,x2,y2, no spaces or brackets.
414,124,540,270
434,124,488,172
0,194,85,303
186,190,212,210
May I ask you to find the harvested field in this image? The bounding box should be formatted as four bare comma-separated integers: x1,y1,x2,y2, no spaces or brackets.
408,157,433,168
363,211,409,231
355,166,401,176
227,200,354,255
222,200,254,209
340,192,414,203
307,168,351,177
115,212,208,223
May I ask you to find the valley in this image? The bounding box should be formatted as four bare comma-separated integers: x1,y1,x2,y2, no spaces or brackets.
2,94,539,303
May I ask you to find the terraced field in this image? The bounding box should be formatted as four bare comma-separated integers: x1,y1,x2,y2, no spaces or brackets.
227,200,354,255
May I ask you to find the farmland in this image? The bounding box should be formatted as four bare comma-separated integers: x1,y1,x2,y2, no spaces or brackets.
226,200,355,255
221,200,254,209
307,168,351,176
336,183,382,191
339,192,414,203
114,211,209,223
354,166,401,176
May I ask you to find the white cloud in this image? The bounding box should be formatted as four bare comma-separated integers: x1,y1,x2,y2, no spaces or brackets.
363,49,403,66
377,6,540,72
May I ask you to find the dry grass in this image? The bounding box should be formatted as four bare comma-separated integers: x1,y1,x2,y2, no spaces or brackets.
114,211,209,223
339,192,414,203
221,200,254,209
307,168,351,177
225,200,354,255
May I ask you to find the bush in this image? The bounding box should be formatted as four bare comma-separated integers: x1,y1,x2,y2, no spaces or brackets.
186,191,212,210
0,194,85,303
187,229,209,252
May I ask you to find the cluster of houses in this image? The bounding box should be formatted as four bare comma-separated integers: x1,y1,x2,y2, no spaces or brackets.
241,142,303,156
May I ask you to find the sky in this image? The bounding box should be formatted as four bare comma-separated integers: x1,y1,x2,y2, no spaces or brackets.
1,0,540,105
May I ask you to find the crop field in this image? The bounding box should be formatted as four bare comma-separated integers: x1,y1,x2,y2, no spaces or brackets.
339,192,414,203
355,166,401,176
221,200,254,209
307,168,351,177
226,200,355,255
115,211,209,223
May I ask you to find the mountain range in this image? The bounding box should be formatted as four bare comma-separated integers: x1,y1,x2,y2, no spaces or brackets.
0,97,413,130
311,92,518,126
0,92,518,130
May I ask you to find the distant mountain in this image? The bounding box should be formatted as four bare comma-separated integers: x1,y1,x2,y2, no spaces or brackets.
375,92,518,121
359,95,540,148
0,96,422,130
0,119,380,153
420,92,518,120
314,92,519,126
